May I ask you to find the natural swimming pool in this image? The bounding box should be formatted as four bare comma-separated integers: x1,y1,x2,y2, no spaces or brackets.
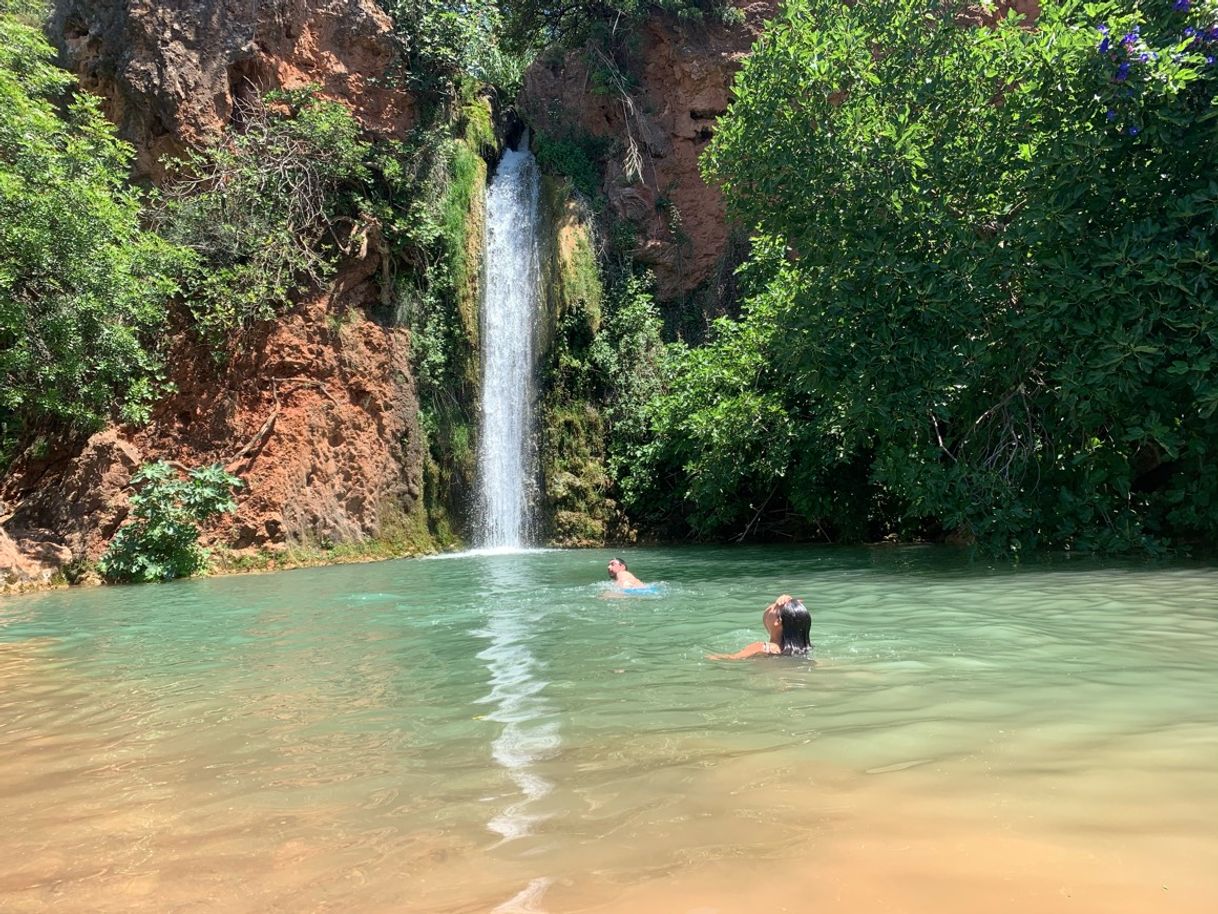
2,545,1216,913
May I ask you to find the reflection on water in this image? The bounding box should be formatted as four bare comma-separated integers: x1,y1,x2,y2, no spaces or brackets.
474,554,560,910
477,607,559,842
491,876,554,914
1,546,1217,913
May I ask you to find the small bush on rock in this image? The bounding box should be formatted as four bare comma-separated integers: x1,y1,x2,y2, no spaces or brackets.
99,462,242,583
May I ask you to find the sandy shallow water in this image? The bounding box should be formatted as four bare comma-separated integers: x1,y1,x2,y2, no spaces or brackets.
2,546,1216,912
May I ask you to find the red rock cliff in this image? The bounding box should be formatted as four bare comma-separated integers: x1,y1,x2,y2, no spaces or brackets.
521,2,778,302
51,0,414,179
1,0,427,588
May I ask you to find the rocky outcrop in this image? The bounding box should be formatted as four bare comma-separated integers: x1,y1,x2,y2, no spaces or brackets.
2,253,425,563
535,176,627,547
0,529,73,595
521,2,778,301
51,0,414,179
1,0,433,589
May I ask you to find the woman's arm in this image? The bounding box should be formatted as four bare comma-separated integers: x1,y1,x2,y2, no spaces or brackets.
707,641,772,661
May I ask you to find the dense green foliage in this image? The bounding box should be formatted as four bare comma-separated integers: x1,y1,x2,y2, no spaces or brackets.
590,272,666,484
0,4,181,458
386,131,482,388
154,89,371,342
98,462,242,583
501,0,742,50
541,250,666,543
623,0,1218,552
534,129,612,203
378,1,529,98
369,97,499,535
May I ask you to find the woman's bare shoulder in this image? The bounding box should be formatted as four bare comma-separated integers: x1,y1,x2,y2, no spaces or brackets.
707,641,773,661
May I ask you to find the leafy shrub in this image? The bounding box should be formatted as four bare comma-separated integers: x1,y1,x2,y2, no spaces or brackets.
535,130,611,202
501,1,742,51
377,130,485,397
631,0,1218,552
153,88,370,343
0,4,182,459
378,0,529,98
590,273,666,481
99,462,242,583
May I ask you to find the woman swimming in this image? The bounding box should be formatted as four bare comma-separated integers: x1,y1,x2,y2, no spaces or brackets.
708,594,813,660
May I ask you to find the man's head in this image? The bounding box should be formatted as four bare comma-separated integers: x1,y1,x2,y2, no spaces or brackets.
607,557,628,579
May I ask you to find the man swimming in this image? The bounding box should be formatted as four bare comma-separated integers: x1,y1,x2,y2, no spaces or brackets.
607,557,645,589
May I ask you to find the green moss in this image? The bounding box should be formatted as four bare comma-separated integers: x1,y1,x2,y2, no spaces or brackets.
395,119,495,544
210,538,432,576
538,175,603,360
533,174,621,546
539,401,627,547
421,407,475,543
461,90,496,156
553,510,607,544
554,214,602,331
439,141,487,391
418,139,483,538
210,500,445,575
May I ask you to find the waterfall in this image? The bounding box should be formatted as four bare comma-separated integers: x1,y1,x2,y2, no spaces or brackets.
475,144,541,549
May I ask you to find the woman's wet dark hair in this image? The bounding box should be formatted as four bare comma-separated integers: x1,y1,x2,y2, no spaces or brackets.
778,599,812,657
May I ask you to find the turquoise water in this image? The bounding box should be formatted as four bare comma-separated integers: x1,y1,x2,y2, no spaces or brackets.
1,546,1217,913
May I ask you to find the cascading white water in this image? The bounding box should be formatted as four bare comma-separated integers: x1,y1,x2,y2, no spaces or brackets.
475,144,542,549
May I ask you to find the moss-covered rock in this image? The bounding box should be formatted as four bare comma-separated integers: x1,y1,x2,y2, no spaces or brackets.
540,402,624,547
400,101,499,546
533,173,640,546
444,133,488,391
537,175,602,356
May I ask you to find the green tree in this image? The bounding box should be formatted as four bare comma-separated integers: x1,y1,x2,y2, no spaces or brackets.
631,0,1218,552
377,1,529,97
153,88,370,343
98,462,243,583
0,3,181,459
500,0,742,51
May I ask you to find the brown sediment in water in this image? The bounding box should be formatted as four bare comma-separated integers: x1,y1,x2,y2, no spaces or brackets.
2,636,1216,914
4,662,1213,914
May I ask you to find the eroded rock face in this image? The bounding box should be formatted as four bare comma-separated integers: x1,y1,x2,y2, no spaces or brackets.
51,0,414,178
0,529,74,595
2,254,424,563
1,1,428,586
521,2,779,301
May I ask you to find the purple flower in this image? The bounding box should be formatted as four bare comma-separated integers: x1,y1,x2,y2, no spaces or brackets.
1184,26,1196,36
1098,24,1109,34
1139,52,1150,61
1209,55,1216,65
1106,108,1117,121
1099,36,1111,53
1115,61,1132,81
1128,125,1140,136
1173,0,1190,12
